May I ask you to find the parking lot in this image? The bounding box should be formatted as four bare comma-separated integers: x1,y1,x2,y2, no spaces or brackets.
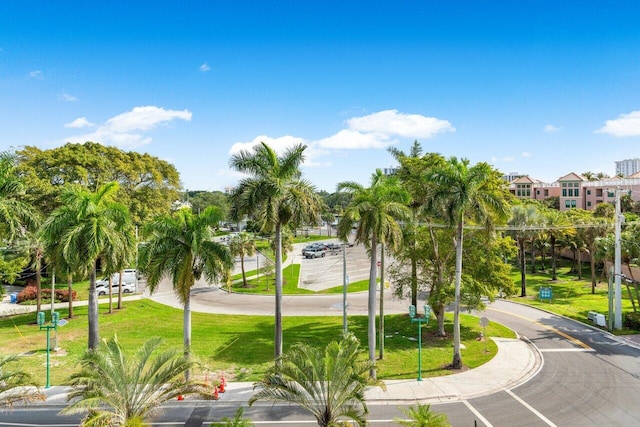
295,240,373,292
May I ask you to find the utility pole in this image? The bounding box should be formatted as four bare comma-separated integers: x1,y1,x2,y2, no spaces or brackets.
379,244,385,360
342,242,348,334
614,188,623,330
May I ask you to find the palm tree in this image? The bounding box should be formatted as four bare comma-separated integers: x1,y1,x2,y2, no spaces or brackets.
249,333,383,427
543,209,573,281
63,336,211,426
138,206,233,374
394,403,451,426
337,170,410,378
0,353,44,408
41,182,134,350
428,158,509,369
229,232,256,287
509,204,539,297
0,151,37,241
229,142,322,358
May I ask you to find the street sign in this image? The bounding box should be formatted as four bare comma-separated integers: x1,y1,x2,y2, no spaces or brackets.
479,316,489,327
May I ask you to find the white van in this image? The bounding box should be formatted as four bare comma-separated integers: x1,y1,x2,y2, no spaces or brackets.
96,269,137,287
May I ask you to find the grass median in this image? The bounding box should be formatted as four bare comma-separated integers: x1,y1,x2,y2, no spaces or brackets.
0,299,514,386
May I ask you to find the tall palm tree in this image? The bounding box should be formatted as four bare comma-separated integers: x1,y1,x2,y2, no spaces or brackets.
509,204,539,297
0,151,37,241
428,158,509,369
337,170,410,379
41,182,134,350
229,142,322,358
0,353,44,408
229,232,256,287
543,209,573,281
249,333,383,427
138,206,233,372
63,336,211,426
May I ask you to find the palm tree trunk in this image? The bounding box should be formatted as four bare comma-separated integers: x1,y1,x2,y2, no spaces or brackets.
436,303,446,336
67,276,74,318
452,220,464,370
35,260,42,314
530,240,536,273
88,261,99,351
589,247,597,294
368,234,378,379
551,236,558,281
117,269,123,310
108,276,113,314
519,238,527,297
184,292,192,381
379,244,384,360
274,222,284,359
241,255,247,287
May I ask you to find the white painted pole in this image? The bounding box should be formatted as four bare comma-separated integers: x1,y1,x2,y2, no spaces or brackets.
614,188,623,330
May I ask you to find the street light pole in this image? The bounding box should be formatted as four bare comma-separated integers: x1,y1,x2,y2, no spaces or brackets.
614,188,623,329
408,304,431,381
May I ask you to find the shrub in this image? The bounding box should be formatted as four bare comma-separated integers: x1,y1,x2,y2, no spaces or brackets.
624,312,640,331
16,285,76,304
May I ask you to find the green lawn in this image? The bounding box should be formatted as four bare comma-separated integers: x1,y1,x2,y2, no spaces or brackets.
0,299,514,386
506,260,639,334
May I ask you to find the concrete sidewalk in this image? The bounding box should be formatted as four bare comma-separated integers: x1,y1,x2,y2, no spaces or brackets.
35,336,538,407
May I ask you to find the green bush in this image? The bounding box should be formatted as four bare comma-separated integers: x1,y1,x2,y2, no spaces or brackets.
624,312,640,331
16,285,76,304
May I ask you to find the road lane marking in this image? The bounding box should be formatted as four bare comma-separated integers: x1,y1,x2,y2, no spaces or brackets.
463,400,494,427
506,389,557,427
538,348,595,352
486,307,592,350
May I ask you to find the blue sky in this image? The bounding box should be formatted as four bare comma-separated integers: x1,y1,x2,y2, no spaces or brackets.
2,1,640,193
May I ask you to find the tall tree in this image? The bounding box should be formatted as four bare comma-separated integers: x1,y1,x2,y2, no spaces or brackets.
508,204,540,297
0,151,37,241
229,142,322,358
16,142,180,224
41,182,134,350
428,158,510,369
229,232,256,287
138,206,233,375
337,169,410,379
542,209,573,281
63,336,211,425
249,333,383,427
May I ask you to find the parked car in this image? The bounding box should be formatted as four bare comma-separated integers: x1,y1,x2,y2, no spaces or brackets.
325,243,342,251
96,281,136,296
301,243,327,256
96,269,137,287
304,247,326,258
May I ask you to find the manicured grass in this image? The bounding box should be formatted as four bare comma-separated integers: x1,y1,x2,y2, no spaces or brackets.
230,264,314,294
506,261,639,334
0,299,514,386
318,279,370,294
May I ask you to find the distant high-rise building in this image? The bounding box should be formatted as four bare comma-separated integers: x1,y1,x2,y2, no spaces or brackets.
615,158,640,177
503,172,522,182
383,166,399,176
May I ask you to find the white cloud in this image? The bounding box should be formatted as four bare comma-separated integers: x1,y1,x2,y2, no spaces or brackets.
229,135,306,156
503,156,514,162
64,106,192,148
60,93,78,102
29,70,43,79
597,111,640,137
200,62,211,72
347,109,455,138
543,124,560,133
521,152,531,158
316,129,393,149
65,117,94,128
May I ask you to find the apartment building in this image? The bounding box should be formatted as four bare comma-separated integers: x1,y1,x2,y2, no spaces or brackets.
509,172,640,211
615,158,640,177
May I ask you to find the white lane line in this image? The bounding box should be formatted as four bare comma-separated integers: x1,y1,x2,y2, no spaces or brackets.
539,348,595,352
463,400,494,427
506,389,557,427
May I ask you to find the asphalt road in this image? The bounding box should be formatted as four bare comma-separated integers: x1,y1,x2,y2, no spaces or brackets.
5,299,640,426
